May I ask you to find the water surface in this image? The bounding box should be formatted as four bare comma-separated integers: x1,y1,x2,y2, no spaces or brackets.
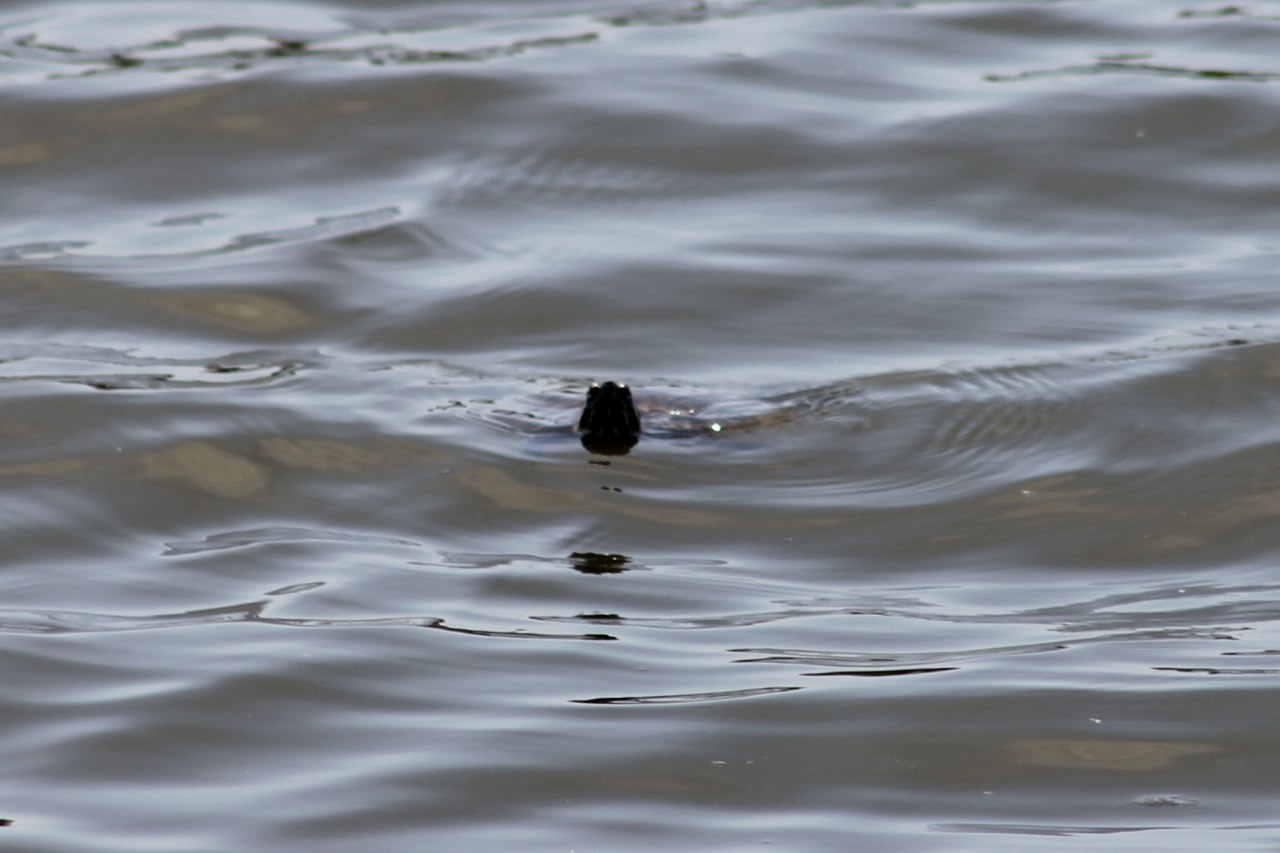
3,0,1280,849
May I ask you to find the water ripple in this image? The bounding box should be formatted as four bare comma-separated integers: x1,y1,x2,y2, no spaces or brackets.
0,597,615,641
0,343,308,390
0,208,402,263
571,685,800,705
163,526,422,556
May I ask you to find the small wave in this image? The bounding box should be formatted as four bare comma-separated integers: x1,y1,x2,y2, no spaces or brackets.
163,526,422,556
571,685,800,705
0,343,309,390
0,597,614,641
2,14,602,82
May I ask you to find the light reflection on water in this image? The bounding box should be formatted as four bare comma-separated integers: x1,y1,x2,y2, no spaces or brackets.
3,0,1280,849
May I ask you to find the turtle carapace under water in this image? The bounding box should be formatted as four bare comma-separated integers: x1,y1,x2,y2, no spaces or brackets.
577,381,641,456
563,377,860,456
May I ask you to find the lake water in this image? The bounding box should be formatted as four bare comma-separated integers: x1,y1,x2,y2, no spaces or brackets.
3,0,1280,849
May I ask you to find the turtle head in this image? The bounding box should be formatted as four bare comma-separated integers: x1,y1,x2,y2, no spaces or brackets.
577,381,641,455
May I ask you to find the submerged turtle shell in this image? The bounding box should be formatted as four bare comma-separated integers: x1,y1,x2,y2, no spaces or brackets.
571,379,862,455
480,377,863,456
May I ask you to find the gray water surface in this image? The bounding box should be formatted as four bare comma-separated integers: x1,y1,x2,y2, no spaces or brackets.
3,0,1280,849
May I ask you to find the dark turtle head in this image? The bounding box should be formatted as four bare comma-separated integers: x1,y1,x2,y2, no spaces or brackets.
577,381,641,455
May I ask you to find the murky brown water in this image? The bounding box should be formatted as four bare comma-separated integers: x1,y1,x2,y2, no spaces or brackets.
3,0,1280,849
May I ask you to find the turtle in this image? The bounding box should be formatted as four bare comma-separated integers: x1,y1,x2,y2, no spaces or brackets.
572,379,861,456
577,381,643,455
474,376,865,457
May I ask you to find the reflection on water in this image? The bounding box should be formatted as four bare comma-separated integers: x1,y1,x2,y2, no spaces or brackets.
258,438,384,473
0,594,617,641
140,441,268,498
1011,739,1220,772
572,685,802,705
0,141,48,166
1132,794,1198,808
148,292,312,331
163,527,420,555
